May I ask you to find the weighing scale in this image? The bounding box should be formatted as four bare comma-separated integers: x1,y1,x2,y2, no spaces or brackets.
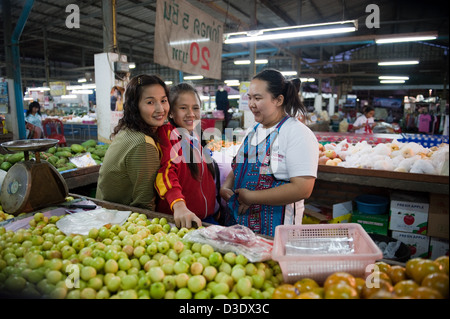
0,139,68,216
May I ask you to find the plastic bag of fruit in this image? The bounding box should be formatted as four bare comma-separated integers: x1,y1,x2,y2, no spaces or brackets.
183,224,273,262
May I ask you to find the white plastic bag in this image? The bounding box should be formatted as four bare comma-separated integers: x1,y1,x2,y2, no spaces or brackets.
56,208,131,235
69,152,97,168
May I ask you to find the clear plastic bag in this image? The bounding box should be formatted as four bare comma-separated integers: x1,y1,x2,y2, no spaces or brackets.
285,237,355,255
69,152,97,168
56,208,131,235
183,224,273,262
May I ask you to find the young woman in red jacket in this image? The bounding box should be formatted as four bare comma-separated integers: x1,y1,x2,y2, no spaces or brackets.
155,83,218,228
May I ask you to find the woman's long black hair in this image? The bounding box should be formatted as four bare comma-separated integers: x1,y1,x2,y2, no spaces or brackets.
26,101,42,116
111,74,169,141
168,82,215,181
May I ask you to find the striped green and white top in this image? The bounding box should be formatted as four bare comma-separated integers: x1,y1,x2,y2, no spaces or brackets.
96,129,160,211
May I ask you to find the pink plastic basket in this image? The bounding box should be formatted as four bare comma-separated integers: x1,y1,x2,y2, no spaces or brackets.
272,223,383,284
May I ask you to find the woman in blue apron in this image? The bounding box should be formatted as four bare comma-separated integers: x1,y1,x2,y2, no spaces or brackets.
220,69,319,237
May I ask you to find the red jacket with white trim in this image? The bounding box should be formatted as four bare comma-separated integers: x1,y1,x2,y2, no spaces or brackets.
155,122,216,219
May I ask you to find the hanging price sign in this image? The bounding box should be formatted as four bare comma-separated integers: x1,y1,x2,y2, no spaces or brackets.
154,0,223,80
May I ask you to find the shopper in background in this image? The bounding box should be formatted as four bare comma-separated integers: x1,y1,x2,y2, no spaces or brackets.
25,101,44,138
220,69,319,236
215,85,231,128
97,74,169,210
352,106,377,133
155,82,219,229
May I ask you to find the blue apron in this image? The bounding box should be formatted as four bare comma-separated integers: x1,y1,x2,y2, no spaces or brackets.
226,116,289,236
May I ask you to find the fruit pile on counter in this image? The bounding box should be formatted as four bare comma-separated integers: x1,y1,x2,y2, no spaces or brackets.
273,257,448,299
0,210,282,299
0,204,448,299
0,139,107,173
318,139,449,175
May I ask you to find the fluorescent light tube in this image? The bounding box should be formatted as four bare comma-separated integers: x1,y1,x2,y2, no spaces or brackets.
234,59,269,65
376,36,436,44
379,76,409,80
78,78,87,83
281,71,298,76
62,94,77,99
184,75,204,80
82,84,96,89
224,20,357,44
380,80,406,84
28,87,50,91
378,60,419,66
71,89,94,94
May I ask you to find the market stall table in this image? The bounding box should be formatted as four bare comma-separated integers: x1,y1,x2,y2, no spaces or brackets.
317,165,449,195
61,165,100,190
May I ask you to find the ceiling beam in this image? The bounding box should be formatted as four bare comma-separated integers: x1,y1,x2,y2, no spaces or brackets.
259,0,296,26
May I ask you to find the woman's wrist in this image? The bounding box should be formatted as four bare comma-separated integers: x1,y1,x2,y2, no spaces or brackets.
170,198,186,212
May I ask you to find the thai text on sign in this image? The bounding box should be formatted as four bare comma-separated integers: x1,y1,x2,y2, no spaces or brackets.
154,0,223,80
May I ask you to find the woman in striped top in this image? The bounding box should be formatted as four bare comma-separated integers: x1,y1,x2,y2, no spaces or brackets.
96,75,170,210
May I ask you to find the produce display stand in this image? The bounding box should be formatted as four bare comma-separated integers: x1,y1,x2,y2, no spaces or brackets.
317,165,449,195
315,132,397,145
314,131,449,148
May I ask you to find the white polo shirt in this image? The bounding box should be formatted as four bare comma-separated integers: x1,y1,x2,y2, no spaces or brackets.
249,117,319,180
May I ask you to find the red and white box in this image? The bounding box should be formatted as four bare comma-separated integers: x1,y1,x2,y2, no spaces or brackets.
392,230,430,259
389,192,429,235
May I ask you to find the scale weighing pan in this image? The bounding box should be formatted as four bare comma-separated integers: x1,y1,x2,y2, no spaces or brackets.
0,139,68,216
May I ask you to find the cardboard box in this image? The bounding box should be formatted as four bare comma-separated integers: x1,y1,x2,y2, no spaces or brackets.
392,230,430,258
351,212,389,235
303,201,353,224
427,193,449,239
429,237,449,260
389,192,429,234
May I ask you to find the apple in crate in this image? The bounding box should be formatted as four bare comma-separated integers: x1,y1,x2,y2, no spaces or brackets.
324,150,337,159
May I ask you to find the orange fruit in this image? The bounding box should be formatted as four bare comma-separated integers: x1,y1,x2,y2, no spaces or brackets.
323,272,356,290
405,258,424,279
272,284,299,299
324,282,359,299
371,271,392,284
410,259,443,284
361,278,393,299
393,279,419,297
311,287,324,299
435,256,449,275
368,290,394,299
421,272,449,298
294,278,319,293
374,261,391,274
410,286,443,299
296,291,322,299
387,265,407,285
355,277,366,295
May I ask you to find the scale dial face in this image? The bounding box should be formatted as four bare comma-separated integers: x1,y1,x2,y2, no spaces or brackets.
8,180,21,194
0,163,31,215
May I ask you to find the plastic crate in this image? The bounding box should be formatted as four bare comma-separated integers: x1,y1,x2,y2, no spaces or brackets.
272,223,383,284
